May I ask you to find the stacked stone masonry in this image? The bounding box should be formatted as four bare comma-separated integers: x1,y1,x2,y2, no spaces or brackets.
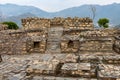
113,35,120,54
0,17,119,54
0,17,120,80
0,24,8,31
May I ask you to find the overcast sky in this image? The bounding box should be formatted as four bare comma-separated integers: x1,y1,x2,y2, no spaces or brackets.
0,0,120,12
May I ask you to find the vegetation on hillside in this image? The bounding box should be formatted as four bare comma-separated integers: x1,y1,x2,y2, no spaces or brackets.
98,18,109,28
2,21,19,30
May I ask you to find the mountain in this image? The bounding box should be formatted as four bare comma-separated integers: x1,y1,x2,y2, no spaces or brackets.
0,3,48,17
0,3,120,27
115,24,120,28
4,13,37,27
51,3,120,25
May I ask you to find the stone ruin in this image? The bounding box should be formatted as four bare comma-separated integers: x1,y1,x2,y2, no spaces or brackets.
0,24,8,31
0,17,119,55
0,17,120,80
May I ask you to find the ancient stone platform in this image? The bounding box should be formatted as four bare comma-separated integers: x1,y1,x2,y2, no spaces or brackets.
0,53,120,80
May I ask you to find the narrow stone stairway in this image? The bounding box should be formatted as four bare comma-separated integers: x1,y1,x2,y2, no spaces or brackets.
46,27,63,54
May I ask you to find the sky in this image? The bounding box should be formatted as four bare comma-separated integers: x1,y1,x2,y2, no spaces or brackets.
0,0,120,12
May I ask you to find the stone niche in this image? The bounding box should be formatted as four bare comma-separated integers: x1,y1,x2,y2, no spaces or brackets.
61,40,79,53
27,40,46,53
33,42,40,48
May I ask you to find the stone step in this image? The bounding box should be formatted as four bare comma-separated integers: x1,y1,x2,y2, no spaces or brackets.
47,40,60,42
45,50,61,54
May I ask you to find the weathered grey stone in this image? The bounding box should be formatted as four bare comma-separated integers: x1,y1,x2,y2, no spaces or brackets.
0,74,4,80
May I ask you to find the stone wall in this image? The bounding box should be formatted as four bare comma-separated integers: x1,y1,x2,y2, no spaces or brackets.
113,36,120,54
79,29,114,52
21,18,50,30
0,17,119,55
0,24,8,31
26,30,47,53
0,29,48,55
0,30,27,55
21,17,93,30
61,40,79,53
61,29,115,53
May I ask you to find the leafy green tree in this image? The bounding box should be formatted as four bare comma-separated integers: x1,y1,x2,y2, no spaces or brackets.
97,18,109,28
2,21,19,30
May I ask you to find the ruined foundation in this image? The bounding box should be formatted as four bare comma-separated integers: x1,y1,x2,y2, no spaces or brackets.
0,17,120,80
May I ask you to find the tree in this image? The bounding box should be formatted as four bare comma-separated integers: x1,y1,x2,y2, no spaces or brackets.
97,18,109,28
2,21,19,30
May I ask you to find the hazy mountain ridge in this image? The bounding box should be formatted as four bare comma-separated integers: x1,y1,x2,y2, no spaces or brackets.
0,3,120,27
0,3,48,17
